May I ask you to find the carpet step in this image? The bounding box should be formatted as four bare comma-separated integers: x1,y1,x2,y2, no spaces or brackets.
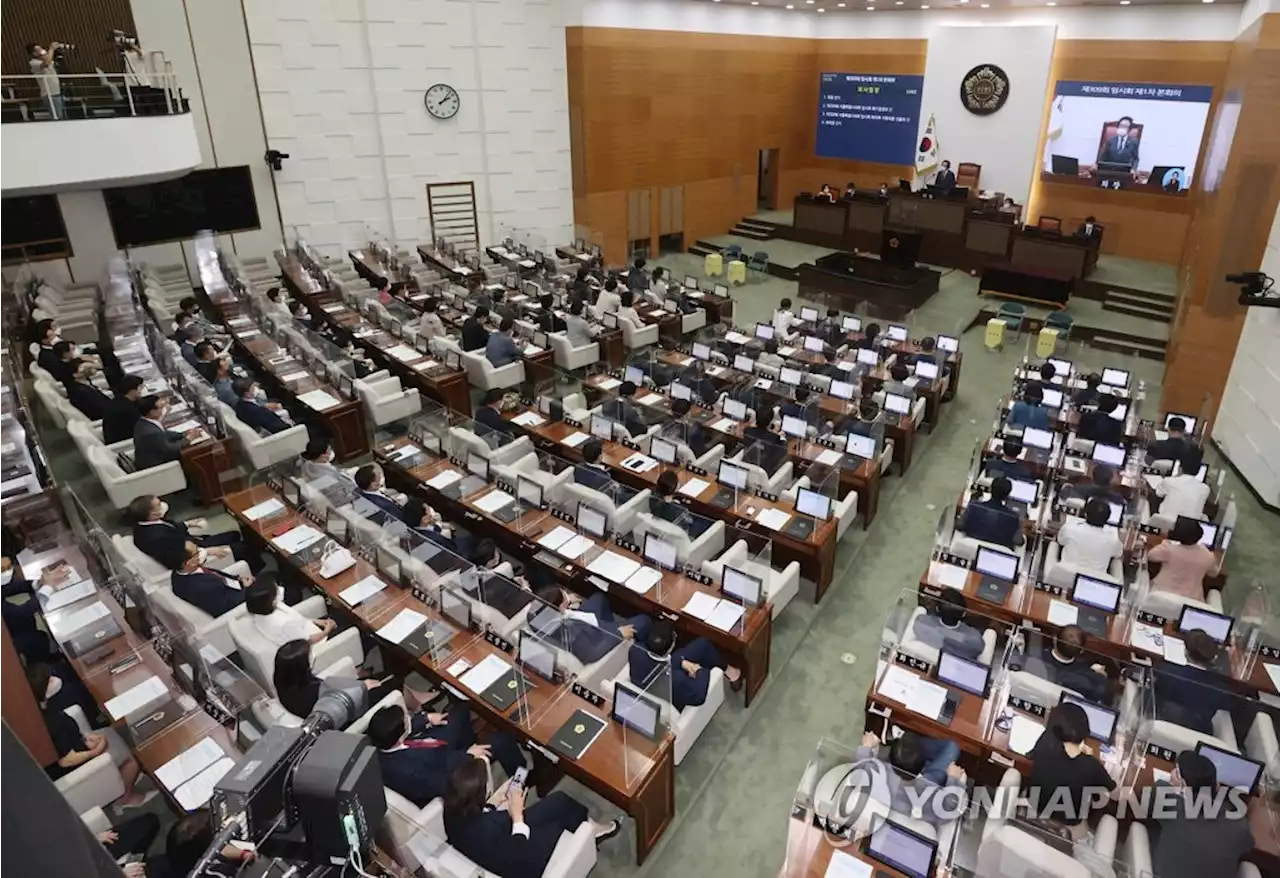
728,226,773,240
1091,334,1167,360
688,244,716,258
737,219,777,232
1102,300,1173,323
1105,289,1175,311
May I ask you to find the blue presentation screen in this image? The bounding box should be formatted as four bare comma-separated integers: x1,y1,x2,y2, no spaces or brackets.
815,73,924,165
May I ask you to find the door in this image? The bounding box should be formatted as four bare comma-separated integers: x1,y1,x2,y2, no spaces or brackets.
758,148,780,211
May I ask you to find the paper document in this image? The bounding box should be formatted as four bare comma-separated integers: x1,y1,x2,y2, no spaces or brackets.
1263,663,1280,693
413,359,440,371
778,346,796,357
754,379,773,390
391,444,422,461
1152,768,1173,786
706,366,725,377
623,566,663,595
1047,600,1079,627
377,609,428,644
522,345,544,356
243,498,285,521
537,526,577,552
322,303,345,313
621,453,658,473
724,332,751,345
155,737,225,792
1129,621,1165,654
561,431,591,448
586,551,642,584
755,508,792,531
934,564,969,591
824,850,874,878
877,664,919,705
175,757,235,811
278,371,310,384
680,478,710,498
39,579,97,612
816,449,843,466
169,419,201,433
386,344,420,362
636,393,663,406
1163,636,1188,665
678,357,695,367
511,411,546,427
104,675,169,721
272,524,325,554
710,418,737,433
458,654,512,694
565,609,599,627
1142,473,1164,492
837,361,857,372
298,389,341,411
474,490,515,514
339,575,387,606
905,678,949,721
47,601,110,638
556,535,595,561
707,601,745,632
426,469,463,490
1063,457,1087,474
596,378,622,391
683,592,721,620
1009,715,1045,755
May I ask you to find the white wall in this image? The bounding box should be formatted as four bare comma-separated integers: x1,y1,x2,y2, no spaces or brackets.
1212,203,1280,509
245,0,574,258
917,25,1056,204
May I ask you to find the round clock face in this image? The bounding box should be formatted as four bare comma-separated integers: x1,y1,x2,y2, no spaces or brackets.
424,83,459,120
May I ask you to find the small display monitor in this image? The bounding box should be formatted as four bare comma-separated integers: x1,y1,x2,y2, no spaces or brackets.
517,476,543,509
602,313,618,329
723,399,747,421
1041,387,1063,409
1059,693,1119,746
856,348,879,366
800,307,820,322
590,415,614,440
624,365,644,385
796,487,832,521
1092,443,1125,467
612,682,663,740
936,334,959,353
779,367,803,387
662,299,678,313
718,461,749,490
722,565,762,606
713,283,729,297
1107,501,1124,526
830,379,855,400
650,437,678,464
1072,573,1122,614
887,324,909,342
975,546,1019,583
691,342,711,361
1022,426,1054,450
1101,367,1130,388
1048,357,1072,378
734,354,756,374
468,453,490,479
577,502,607,538
643,533,678,569
781,415,808,438
441,587,472,630
683,275,698,290
1165,412,1198,434
670,381,692,401
1195,742,1264,796
843,315,862,332
803,335,825,353
518,631,557,681
915,361,939,381
866,819,937,878
936,650,991,698
754,323,775,340
1177,605,1234,644
1007,478,1039,505
885,393,912,415
846,433,876,459
1178,517,1219,548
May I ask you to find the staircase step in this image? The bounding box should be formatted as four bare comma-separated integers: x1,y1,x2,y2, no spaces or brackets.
1105,286,1176,305
737,219,776,232
728,226,773,240
1091,334,1166,360
1106,289,1175,310
688,245,716,258
693,240,725,253
1102,301,1172,322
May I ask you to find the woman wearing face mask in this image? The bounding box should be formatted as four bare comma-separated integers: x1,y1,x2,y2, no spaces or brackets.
299,437,356,490
1,544,61,663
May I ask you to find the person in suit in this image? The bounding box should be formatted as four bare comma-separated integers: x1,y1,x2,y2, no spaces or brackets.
820,308,845,348
178,325,206,367
191,340,220,383
573,440,615,492
2,542,59,664
461,305,491,352
1007,383,1050,430
756,339,785,371
1028,625,1111,705
273,638,396,722
473,388,511,438
353,464,405,523
817,184,836,202
485,316,521,368
32,318,62,374
1163,169,1184,193
102,375,145,445
1077,215,1102,241
536,294,566,334
933,160,956,192
64,358,112,421
1078,393,1124,445
881,364,914,400
1061,464,1125,510
127,494,254,569
209,355,238,407
534,585,651,664
1145,749,1254,878
595,278,622,316
627,257,649,295
984,440,1034,483
417,297,446,343
564,299,597,348
1154,631,1235,734
668,399,711,459
44,340,78,385
133,395,190,469
404,497,474,558
857,322,881,351
233,378,292,435
1072,372,1103,408
443,759,620,878
842,182,857,200
167,540,251,618
368,702,525,809
958,476,1023,549
912,590,986,661
603,381,647,437
649,470,712,538
1097,116,1140,170
1147,416,1194,466
780,386,813,423
630,619,742,711
571,265,592,302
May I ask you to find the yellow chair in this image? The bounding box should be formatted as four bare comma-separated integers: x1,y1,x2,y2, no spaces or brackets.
727,260,747,286
984,318,1006,352
704,252,723,276
1036,327,1059,358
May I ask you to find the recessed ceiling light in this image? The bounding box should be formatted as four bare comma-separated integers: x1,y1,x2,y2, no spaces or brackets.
979,2,989,5
1120,1,1130,4
921,3,929,7
959,0,968,4
1202,0,1214,4
751,1,759,4
837,1,846,5
818,6,826,10
786,3,794,7
1047,1,1056,4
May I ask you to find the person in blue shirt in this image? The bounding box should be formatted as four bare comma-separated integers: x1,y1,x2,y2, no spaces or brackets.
628,619,742,711
957,476,1023,548
1007,383,1050,430
353,464,405,523
484,316,521,367
233,378,292,435
984,440,1034,483
473,388,510,437
534,585,651,665
211,357,238,407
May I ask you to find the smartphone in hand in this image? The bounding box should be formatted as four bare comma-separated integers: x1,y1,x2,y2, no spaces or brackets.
508,766,529,790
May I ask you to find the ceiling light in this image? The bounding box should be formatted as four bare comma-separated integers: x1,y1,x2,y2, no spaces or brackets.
818,6,826,9
980,2,989,5
1047,1,1056,4
921,3,930,7
1202,0,1215,3
786,3,794,7
751,1,759,4
838,1,846,5
1120,1,1130,4
959,0,968,4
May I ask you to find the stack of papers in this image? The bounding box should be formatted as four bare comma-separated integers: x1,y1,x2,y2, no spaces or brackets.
175,758,236,811
155,737,225,793
561,431,591,448
426,470,463,490
298,389,341,411
243,498,285,521
458,654,512,693
104,675,170,721
278,371,310,384
322,303,345,313
474,490,515,514
710,418,737,433
537,526,578,552
1129,621,1165,654
1009,715,1045,755
680,478,710,498
557,535,595,560
1046,600,1079,627
724,331,751,345
823,850,874,878
876,664,920,705
636,393,664,406
384,344,418,362
778,346,797,357
38,579,97,612
597,377,622,391
511,411,545,427
169,419,201,433
390,444,422,461
755,508,792,531
413,359,440,371
933,563,969,591
377,609,428,644
586,551,642,584
272,524,325,554
1263,664,1280,692
623,566,663,595
522,345,544,356
46,601,110,639
339,575,387,606
816,449,843,466
1162,635,1188,665
906,678,949,721
681,592,746,631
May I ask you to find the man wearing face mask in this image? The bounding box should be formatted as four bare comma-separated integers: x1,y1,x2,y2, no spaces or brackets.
65,358,113,421
233,378,292,435
353,464,406,523
134,395,198,469
1,542,60,663
299,437,355,485
168,540,253,618
127,494,256,571
1098,115,1140,171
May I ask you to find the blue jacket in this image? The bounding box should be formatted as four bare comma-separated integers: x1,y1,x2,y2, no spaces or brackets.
1008,401,1050,430
485,333,521,367
958,499,1021,549
474,405,509,437
235,399,291,435
170,569,246,618
356,489,405,523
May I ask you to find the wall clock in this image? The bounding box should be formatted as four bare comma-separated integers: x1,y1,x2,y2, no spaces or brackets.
424,83,460,120
960,65,1010,116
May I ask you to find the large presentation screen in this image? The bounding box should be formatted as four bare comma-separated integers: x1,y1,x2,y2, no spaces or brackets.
1040,80,1213,195
816,73,924,165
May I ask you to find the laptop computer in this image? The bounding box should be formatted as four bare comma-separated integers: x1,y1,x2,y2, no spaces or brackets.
712,461,748,508
973,546,1019,605
1051,155,1080,176
934,650,991,726
1019,426,1055,464
786,487,831,541
1070,573,1122,638
864,818,938,878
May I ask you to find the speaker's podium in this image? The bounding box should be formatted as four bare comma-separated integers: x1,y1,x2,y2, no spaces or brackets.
881,229,923,268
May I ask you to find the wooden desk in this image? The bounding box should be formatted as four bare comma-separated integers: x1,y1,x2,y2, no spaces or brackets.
180,436,238,505
781,818,917,878
417,245,484,284
225,484,678,863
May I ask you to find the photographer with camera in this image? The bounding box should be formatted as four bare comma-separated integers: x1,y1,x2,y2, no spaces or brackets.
26,42,65,119
117,33,152,88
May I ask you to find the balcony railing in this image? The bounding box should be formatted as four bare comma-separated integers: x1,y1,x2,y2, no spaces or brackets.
1,70,190,123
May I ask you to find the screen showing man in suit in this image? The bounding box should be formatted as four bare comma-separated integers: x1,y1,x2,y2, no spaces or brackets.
1040,80,1212,194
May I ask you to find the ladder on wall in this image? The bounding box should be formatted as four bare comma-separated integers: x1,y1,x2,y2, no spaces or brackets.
426,182,479,253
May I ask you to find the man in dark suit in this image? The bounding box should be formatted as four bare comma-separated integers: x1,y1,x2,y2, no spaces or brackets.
40,340,77,385
473,388,510,438
573,440,614,491
367,702,524,808
742,412,789,475
403,497,474,559
536,294,566,334
957,477,1023,549
461,305,490,352
191,341,220,383
353,464,405,523
1146,416,1194,466
984,440,1034,483
102,375,145,445
133,395,188,469
629,619,742,710
127,494,254,568
1076,216,1102,241
232,378,291,435
1027,625,1111,705
1062,464,1125,509
1097,116,1140,170
780,387,813,423
1154,631,1235,734
534,585,651,664
668,399,711,458
933,160,956,192
650,471,712,538
1078,393,1124,445
167,540,250,618
603,381,647,437
64,359,112,421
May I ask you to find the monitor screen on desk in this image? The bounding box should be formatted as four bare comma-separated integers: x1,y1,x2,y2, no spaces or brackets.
830,379,855,400
670,381,692,401
856,348,879,366
1092,443,1125,466
885,393,911,415
779,367,803,387
642,533,678,570
1108,401,1129,422
866,819,937,878
1041,387,1064,409
1165,412,1199,435
796,487,832,521
843,315,862,332
914,361,939,381
1022,426,1054,450
624,365,644,385
734,354,756,374
936,334,958,353
576,502,607,538
650,437,677,464
1101,367,1130,388
800,307,820,322
975,546,1019,583
887,324,909,342
684,275,698,290
1007,478,1039,505
755,323,775,341
1107,501,1123,526
692,342,711,361
517,476,543,509
590,415,614,440
1072,573,1121,614
1195,742,1264,796
722,565,762,606
468,454,490,480
1059,693,1119,746
782,415,808,438
518,631,557,681
441,587,472,630
1177,605,1234,643
937,650,991,698
846,433,876,459
718,461,749,490
612,682,662,740
803,335,825,353
723,398,747,421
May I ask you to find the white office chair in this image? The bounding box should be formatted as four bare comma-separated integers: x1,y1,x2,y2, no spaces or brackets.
702,539,799,619
218,402,309,469
353,375,421,426
602,665,724,766
680,307,707,336
32,378,69,427
726,448,793,495
149,581,249,658
86,444,187,510
229,596,365,696
493,452,573,507
619,315,659,350
255,655,403,729
54,706,126,815
783,475,859,541
563,483,651,535
461,349,525,391
896,606,998,666
447,428,533,469
1041,540,1124,591
412,797,597,878
632,511,725,570
547,332,600,371
1245,711,1280,787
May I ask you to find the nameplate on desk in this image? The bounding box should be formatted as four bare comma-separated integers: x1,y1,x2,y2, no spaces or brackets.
1146,742,1176,762
620,439,640,451
683,569,713,586
571,682,606,708
267,476,285,493
609,369,624,379
814,814,855,841
613,536,640,554
894,652,931,673
485,631,514,653
685,464,708,477
449,455,467,468
303,508,325,528
587,575,610,593
411,585,431,605
1008,695,1046,718
755,489,779,503
495,479,516,495
564,418,583,429
920,585,943,599
660,610,680,623
1139,524,1162,535
817,437,840,450
1033,581,1065,597
354,543,377,562
1260,644,1280,661
550,508,575,523
936,553,969,568
519,396,535,407
1136,611,1168,627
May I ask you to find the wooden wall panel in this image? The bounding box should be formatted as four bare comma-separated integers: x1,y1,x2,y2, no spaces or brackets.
1027,40,1232,264
1,0,137,77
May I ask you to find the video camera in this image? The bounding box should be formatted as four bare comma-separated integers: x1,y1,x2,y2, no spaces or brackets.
110,29,139,50
1226,271,1278,309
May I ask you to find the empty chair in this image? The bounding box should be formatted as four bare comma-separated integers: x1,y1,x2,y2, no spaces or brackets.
86,444,186,510
702,539,800,618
